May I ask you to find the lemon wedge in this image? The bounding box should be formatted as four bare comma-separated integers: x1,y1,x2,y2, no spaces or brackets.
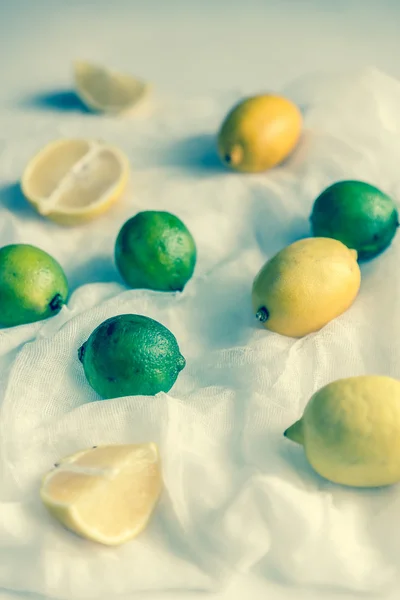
74,61,149,114
21,138,130,226
40,443,162,546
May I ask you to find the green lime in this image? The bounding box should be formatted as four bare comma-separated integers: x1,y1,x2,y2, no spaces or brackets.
0,244,68,327
310,180,399,260
78,314,186,399
115,211,196,292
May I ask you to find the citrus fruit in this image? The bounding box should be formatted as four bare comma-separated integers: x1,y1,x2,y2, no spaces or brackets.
21,138,130,226
252,237,361,338
115,211,196,292
41,443,162,545
284,376,400,487
74,60,149,114
0,244,68,327
217,94,302,173
311,180,399,260
79,314,186,399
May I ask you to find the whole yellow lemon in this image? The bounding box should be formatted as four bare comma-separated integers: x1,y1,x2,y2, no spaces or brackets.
284,376,400,487
252,237,361,338
217,94,302,173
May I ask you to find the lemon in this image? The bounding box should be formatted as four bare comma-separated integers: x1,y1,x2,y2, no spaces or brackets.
284,376,400,488
21,138,130,226
217,94,302,173
252,237,361,338
74,61,149,114
40,443,162,545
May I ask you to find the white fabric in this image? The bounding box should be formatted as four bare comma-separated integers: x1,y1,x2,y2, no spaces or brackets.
0,67,400,599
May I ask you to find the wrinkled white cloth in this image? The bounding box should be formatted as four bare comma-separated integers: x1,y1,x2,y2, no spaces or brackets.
0,67,400,600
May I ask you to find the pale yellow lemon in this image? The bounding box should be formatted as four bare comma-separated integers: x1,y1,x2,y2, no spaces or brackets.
40,443,162,545
252,237,361,338
21,138,130,226
217,94,302,173
74,61,149,114
284,376,400,487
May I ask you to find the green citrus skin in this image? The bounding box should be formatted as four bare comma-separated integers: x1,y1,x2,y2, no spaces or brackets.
0,244,68,327
78,314,186,399
115,211,196,292
310,180,399,260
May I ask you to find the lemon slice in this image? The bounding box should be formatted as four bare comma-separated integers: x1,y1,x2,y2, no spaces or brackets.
74,61,149,114
40,443,162,546
21,138,130,226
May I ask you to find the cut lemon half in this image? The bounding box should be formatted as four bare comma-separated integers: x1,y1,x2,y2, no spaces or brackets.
21,138,130,226
40,443,162,546
74,61,149,114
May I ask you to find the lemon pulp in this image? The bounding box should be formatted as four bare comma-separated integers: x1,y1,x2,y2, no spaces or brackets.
74,60,149,114
21,138,130,225
40,443,162,545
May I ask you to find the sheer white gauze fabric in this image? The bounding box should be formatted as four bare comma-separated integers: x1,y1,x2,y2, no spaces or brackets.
0,67,400,600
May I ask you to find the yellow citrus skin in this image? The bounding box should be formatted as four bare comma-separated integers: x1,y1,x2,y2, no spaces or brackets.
284,376,400,488
217,94,302,173
252,237,361,338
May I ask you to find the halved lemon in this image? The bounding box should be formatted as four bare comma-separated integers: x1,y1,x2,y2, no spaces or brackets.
74,61,149,114
21,138,130,226
40,443,162,546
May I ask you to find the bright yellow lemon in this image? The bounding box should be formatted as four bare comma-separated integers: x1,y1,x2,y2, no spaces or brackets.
217,94,302,172
252,237,361,337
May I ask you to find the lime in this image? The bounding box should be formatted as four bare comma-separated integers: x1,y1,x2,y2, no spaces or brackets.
78,314,186,399
115,211,196,292
310,180,399,260
0,244,68,327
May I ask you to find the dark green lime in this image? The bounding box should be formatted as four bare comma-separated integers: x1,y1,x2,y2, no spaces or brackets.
78,314,186,399
115,211,196,292
0,244,68,327
310,180,399,260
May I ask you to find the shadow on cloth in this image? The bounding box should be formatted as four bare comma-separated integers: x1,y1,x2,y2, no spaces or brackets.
157,134,228,175
18,89,89,114
0,182,38,219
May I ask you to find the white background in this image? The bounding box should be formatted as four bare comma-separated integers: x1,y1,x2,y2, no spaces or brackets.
1,1,400,599
1,0,400,103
